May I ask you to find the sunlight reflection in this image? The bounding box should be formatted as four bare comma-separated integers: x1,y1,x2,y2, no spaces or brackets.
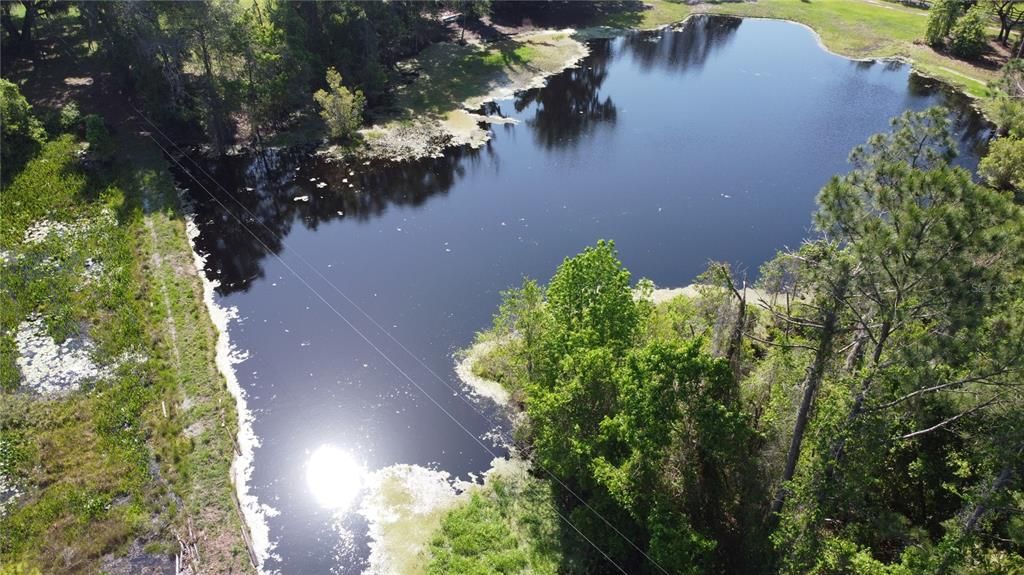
306,445,366,511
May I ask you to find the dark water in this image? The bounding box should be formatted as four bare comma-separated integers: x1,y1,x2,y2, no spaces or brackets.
179,16,989,574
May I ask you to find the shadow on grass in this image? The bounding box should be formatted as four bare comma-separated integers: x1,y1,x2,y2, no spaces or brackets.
398,38,539,116
490,1,648,30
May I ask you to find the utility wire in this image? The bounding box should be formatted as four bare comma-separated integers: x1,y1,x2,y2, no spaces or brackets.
131,103,670,575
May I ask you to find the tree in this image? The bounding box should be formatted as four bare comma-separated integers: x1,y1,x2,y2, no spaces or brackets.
313,67,365,141
492,278,551,382
0,1,70,57
766,108,1024,573
950,6,989,58
766,242,852,519
925,0,962,46
445,0,492,41
594,340,741,574
485,241,759,573
988,59,1024,137
979,135,1024,197
544,240,643,357
816,106,1020,472
984,0,1024,45
0,78,45,183
239,0,313,132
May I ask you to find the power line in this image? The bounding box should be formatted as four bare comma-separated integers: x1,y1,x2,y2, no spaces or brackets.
131,106,645,575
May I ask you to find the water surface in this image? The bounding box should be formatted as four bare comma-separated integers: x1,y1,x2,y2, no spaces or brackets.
180,16,988,573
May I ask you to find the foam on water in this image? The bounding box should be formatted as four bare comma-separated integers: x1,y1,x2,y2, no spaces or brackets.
184,210,279,572
346,456,535,575
453,340,511,406
356,463,471,575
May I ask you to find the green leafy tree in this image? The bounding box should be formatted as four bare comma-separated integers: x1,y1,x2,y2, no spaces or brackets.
487,241,760,573
491,278,552,384
979,135,1024,196
240,0,313,132
314,67,366,141
0,79,45,183
544,240,643,357
594,340,749,573
925,0,962,46
950,6,989,58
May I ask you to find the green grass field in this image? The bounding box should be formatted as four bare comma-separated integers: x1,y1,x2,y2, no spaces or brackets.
603,0,997,99
699,0,996,98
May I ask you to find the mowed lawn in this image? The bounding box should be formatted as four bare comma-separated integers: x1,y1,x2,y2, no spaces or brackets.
623,0,998,98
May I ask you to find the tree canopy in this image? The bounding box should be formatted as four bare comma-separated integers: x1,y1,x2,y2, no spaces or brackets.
457,109,1024,574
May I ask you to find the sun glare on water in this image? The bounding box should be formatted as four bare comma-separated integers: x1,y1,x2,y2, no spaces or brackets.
306,445,366,511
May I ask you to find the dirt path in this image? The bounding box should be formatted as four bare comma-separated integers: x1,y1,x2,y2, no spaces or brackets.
145,216,183,371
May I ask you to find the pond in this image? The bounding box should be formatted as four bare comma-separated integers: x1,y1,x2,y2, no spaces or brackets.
179,15,989,574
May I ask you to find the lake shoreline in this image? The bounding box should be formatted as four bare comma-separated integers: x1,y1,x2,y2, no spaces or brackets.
183,209,277,571
290,10,994,168
690,14,995,120
313,29,590,163
182,13,993,573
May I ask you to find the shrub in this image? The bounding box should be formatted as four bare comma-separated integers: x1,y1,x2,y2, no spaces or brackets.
979,136,1024,195
59,102,81,131
949,6,988,58
313,67,365,142
83,114,112,161
0,79,46,182
925,0,961,46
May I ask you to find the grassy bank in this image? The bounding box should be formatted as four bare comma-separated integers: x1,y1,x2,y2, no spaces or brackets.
0,122,252,572
425,459,570,575
602,0,996,99
359,29,587,159
393,30,584,116
697,0,997,98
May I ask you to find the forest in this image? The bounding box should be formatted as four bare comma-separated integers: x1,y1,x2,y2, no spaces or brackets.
460,107,1024,574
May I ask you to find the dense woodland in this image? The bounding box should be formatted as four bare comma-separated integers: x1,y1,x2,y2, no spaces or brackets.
470,107,1024,574
0,0,592,153
2,1,462,150
2,1,1024,574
